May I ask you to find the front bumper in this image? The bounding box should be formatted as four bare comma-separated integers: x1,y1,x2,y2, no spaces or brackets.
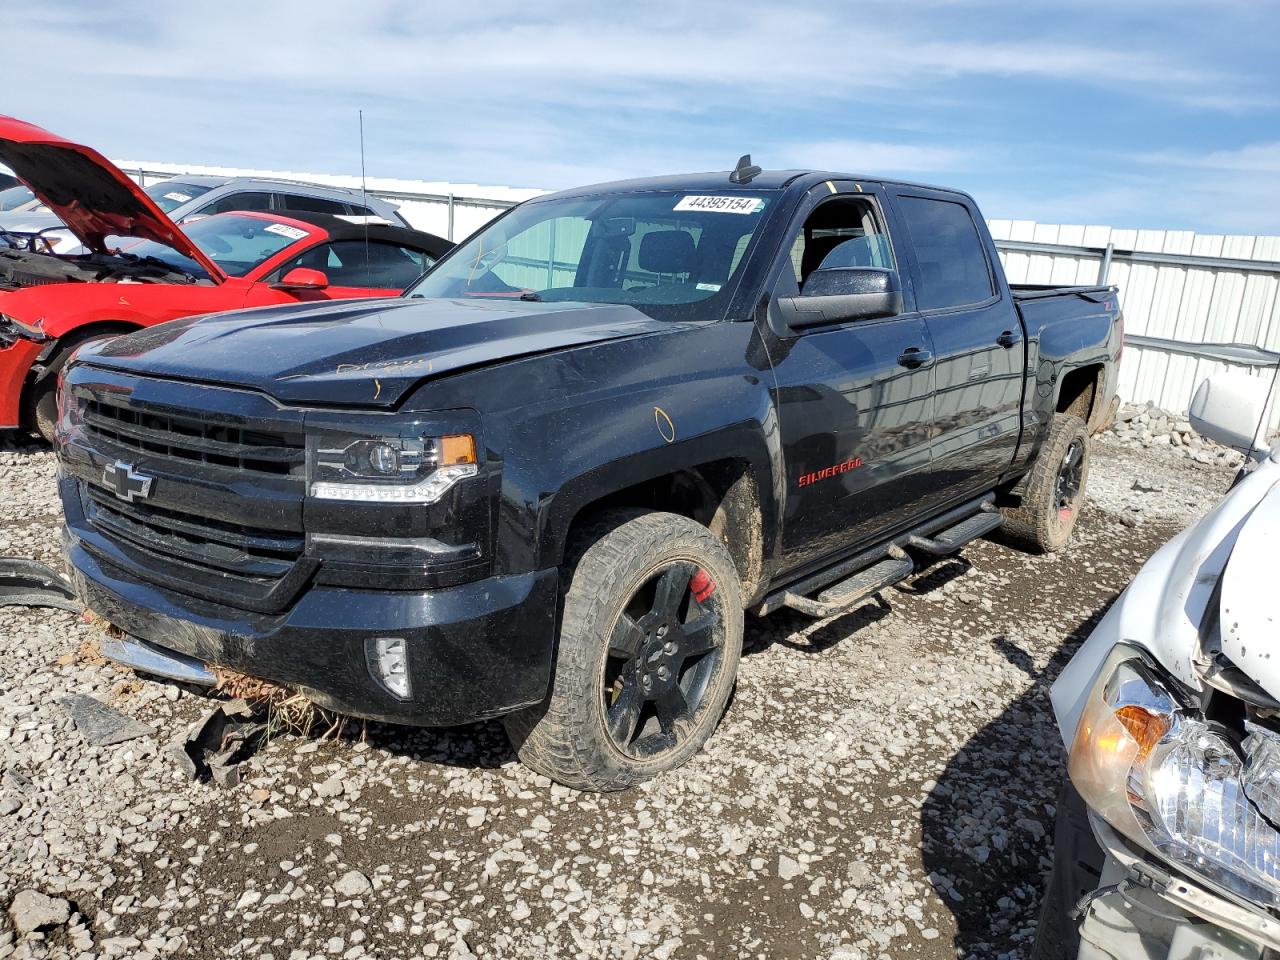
1075,812,1277,959
0,336,42,428
64,523,560,727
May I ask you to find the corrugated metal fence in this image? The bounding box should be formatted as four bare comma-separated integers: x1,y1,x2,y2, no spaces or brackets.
989,220,1280,430
116,162,1280,426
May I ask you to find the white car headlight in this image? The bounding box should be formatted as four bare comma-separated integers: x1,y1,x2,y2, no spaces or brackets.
1069,644,1280,904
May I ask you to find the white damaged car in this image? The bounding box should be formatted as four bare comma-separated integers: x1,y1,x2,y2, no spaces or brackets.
1035,373,1280,960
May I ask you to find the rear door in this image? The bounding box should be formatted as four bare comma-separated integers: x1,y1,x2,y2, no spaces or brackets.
764,182,937,573
889,188,1022,501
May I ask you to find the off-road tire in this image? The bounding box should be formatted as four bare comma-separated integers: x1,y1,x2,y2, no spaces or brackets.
27,329,122,443
504,510,743,791
999,413,1089,553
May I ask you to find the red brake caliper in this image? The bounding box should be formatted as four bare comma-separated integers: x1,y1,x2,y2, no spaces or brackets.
690,568,716,603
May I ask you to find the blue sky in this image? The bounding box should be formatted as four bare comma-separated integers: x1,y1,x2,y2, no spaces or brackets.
6,0,1279,233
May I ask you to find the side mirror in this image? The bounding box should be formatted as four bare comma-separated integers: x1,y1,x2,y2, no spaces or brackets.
775,267,903,330
272,267,329,291
1188,374,1270,456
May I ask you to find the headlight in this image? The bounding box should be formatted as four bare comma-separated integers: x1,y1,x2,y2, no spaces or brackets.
308,431,477,503
0,312,48,343
1069,644,1280,904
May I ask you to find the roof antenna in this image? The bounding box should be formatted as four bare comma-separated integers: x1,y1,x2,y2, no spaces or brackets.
358,109,370,276
729,154,762,185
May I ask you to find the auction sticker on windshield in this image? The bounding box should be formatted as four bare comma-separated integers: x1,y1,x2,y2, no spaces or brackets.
674,196,765,214
164,192,192,203
264,223,309,241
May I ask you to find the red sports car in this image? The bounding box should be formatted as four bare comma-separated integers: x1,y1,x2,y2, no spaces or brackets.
0,116,451,440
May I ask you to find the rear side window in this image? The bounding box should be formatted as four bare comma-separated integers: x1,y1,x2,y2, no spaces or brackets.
278,194,348,215
201,191,273,215
897,195,994,311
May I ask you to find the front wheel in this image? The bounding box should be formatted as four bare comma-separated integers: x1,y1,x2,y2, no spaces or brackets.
504,511,743,791
27,330,123,443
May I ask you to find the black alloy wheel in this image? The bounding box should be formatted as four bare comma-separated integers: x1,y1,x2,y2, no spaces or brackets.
601,560,725,759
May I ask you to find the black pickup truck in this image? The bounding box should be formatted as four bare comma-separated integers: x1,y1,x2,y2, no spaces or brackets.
55,162,1122,790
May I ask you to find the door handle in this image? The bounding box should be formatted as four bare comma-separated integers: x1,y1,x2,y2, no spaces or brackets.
897,346,933,369
996,330,1018,349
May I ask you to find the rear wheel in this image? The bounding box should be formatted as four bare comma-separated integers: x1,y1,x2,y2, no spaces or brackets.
504,511,743,791
999,413,1090,553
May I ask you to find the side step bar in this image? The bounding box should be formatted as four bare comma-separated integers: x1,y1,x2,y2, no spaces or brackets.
758,495,1003,619
99,635,217,686
905,509,1004,556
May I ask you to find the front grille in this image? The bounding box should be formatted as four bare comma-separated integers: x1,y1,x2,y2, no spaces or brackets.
83,398,304,476
87,488,303,577
65,375,312,612
81,485,314,611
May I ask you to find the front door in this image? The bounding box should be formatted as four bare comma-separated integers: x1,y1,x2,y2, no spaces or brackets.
763,183,937,575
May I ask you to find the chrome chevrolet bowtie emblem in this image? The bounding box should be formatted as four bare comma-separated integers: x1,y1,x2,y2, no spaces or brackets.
103,460,153,502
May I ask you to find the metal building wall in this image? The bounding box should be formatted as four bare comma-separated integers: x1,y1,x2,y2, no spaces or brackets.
115,161,541,242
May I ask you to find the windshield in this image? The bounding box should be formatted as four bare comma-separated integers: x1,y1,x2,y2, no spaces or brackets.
0,184,35,211
143,180,215,214
405,190,772,320
122,214,312,279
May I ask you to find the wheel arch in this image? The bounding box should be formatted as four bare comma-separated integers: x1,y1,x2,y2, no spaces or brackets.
541,435,776,606
21,319,141,428
1055,362,1107,433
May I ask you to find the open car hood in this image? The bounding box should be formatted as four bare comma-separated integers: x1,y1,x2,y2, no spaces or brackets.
0,116,223,278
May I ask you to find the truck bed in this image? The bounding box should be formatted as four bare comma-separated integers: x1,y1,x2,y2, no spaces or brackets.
1010,283,1116,303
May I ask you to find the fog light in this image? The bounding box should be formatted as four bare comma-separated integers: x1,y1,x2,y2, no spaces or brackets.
367,637,411,699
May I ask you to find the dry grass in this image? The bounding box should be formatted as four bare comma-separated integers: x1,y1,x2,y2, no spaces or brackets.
112,677,144,700
212,667,359,741
55,634,108,668
82,609,124,638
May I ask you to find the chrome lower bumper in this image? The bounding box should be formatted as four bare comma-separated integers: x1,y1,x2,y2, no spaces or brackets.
99,634,216,686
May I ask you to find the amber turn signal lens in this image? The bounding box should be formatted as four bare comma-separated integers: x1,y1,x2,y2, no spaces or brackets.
1114,705,1172,761
438,434,477,466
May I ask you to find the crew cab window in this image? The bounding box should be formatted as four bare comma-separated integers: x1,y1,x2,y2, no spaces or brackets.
277,194,349,215
279,240,433,290
202,191,273,215
405,191,771,322
784,196,895,293
896,195,994,310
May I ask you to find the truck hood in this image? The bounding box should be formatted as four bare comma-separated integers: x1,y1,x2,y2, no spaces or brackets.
81,296,687,407
1217,479,1280,699
0,116,222,277
1051,453,1280,744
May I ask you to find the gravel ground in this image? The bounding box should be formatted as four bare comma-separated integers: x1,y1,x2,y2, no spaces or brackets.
0,432,1235,960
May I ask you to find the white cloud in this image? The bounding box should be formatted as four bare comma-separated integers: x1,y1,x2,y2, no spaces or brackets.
2,1,1275,231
